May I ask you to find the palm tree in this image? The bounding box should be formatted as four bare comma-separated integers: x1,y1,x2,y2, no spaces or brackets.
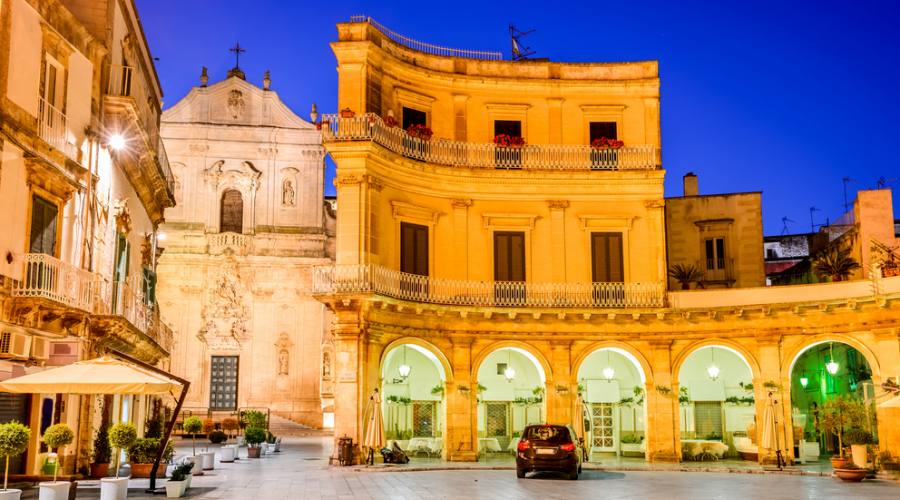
813,246,861,282
667,263,704,290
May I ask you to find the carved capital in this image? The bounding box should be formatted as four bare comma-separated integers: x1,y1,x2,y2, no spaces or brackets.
334,173,364,187
451,198,473,209
547,200,570,210
644,199,665,209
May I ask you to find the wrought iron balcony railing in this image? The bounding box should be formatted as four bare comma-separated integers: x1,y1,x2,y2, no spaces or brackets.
38,97,78,160
312,264,666,308
349,15,503,60
321,114,658,171
13,253,94,312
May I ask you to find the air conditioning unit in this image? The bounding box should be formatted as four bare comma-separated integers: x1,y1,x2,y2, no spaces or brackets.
0,330,32,359
30,337,50,360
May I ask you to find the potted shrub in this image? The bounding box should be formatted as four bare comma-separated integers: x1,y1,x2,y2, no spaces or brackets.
833,462,868,482
90,424,111,479
221,418,239,439
127,438,173,478
182,417,203,474
817,396,865,469
620,433,644,456
845,428,873,468
244,427,266,458
208,430,227,445
39,423,74,500
102,422,136,500
164,463,188,498
0,421,31,500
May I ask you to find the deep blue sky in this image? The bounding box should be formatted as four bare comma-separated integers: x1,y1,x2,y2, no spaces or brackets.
136,0,900,235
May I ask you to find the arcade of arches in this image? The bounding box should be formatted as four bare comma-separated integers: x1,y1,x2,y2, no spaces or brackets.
330,296,900,465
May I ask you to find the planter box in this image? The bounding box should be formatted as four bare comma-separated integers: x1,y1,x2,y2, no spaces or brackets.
219,446,236,462
834,468,867,482
851,444,868,468
184,456,202,476
38,481,70,500
165,480,187,498
0,489,22,500
90,463,110,479
130,463,165,478
247,446,261,458
99,477,128,500
200,451,215,470
620,443,645,457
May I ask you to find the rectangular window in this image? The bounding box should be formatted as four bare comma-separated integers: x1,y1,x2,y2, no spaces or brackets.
705,238,726,270
29,196,58,255
591,232,624,282
142,267,157,306
112,233,129,313
402,107,427,129
412,401,435,437
589,121,618,141
494,120,522,138
209,356,239,410
494,232,526,282
693,401,723,439
400,222,429,276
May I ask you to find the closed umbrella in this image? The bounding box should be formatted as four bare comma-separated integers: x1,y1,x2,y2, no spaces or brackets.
363,389,385,464
573,393,586,442
761,392,785,468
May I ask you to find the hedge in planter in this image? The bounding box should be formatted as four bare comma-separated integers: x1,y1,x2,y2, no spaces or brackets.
128,438,175,477
208,430,227,444
0,421,31,492
244,427,267,458
108,423,137,479
91,424,112,478
41,423,74,482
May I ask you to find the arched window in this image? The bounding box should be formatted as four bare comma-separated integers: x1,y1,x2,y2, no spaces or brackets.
220,189,243,233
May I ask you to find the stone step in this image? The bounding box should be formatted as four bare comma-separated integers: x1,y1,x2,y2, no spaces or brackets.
267,414,326,437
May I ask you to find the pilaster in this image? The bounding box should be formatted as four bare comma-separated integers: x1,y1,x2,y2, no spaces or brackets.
547,200,569,283
645,340,678,462
447,336,477,461
547,340,572,424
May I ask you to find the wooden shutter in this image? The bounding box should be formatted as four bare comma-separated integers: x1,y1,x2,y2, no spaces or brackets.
400,222,428,276
589,121,618,141
220,190,243,233
591,233,624,282
29,196,58,255
494,232,525,282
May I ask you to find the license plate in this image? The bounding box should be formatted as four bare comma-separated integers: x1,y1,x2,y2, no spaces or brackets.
536,448,555,455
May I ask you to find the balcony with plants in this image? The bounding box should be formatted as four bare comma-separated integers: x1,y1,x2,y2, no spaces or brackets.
320,112,658,172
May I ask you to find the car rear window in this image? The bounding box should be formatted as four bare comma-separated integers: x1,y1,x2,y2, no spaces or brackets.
523,426,571,444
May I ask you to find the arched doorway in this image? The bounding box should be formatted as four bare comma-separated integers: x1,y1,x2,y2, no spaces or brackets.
576,348,647,460
475,347,546,460
677,346,755,462
789,341,875,465
381,343,447,458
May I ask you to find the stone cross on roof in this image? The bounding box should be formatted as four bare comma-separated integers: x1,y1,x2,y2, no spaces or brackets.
228,42,247,80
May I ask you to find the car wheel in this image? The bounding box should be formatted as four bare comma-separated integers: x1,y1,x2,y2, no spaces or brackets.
516,468,526,478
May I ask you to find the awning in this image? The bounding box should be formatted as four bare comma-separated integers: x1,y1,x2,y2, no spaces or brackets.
0,355,183,396
879,395,900,408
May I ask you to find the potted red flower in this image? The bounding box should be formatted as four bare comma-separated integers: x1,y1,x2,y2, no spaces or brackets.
384,115,399,128
339,107,355,118
590,137,624,149
406,124,433,141
493,134,526,148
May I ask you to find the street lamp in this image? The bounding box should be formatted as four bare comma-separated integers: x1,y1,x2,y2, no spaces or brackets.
398,345,410,380
799,375,809,388
109,133,127,151
602,351,615,381
504,350,516,381
826,342,839,375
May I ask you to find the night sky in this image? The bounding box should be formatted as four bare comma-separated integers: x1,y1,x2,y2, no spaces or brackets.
136,0,900,235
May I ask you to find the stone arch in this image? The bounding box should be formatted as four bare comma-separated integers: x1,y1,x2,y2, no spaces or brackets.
379,337,454,383
783,333,882,383
672,338,762,383
572,341,654,386
471,340,552,384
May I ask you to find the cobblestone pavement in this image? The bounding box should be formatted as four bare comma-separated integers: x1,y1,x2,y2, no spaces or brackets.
19,437,898,499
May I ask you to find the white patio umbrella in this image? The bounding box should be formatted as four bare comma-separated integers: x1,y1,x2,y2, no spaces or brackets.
878,395,900,408
761,396,778,450
0,353,189,491
363,389,385,463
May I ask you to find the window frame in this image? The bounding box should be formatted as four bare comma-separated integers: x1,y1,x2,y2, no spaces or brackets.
209,355,240,411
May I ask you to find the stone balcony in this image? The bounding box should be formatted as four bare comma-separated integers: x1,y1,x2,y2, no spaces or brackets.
104,64,175,224
312,264,667,308
321,114,659,171
10,254,173,362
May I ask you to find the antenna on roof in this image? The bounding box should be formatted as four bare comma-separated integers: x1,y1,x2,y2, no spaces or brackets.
781,217,796,235
509,24,536,61
876,176,898,189
842,176,858,213
809,206,823,233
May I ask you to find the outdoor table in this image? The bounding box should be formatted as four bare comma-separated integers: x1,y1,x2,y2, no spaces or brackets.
479,437,502,453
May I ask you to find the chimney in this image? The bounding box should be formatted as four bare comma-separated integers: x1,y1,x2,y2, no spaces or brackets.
683,172,699,197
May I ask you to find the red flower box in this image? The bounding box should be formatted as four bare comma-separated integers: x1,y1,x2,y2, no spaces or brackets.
591,137,624,149
406,124,433,141
384,115,399,128
493,134,526,148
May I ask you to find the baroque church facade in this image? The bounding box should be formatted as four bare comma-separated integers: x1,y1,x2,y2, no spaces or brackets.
156,67,335,428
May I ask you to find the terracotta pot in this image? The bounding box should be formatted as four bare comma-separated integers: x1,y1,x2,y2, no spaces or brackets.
247,446,261,458
90,463,110,479
830,456,850,469
834,468,867,482
130,463,166,478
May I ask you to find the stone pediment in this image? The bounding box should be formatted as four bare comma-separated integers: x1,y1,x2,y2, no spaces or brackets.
162,76,315,130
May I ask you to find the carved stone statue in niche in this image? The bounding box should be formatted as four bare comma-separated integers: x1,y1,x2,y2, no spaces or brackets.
274,333,293,376
227,89,245,119
141,233,153,267
322,351,331,379
282,179,295,206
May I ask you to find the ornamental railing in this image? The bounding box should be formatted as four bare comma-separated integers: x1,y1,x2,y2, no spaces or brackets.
13,254,95,312
349,15,503,60
38,97,78,160
321,114,658,171
312,264,666,308
94,276,150,334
